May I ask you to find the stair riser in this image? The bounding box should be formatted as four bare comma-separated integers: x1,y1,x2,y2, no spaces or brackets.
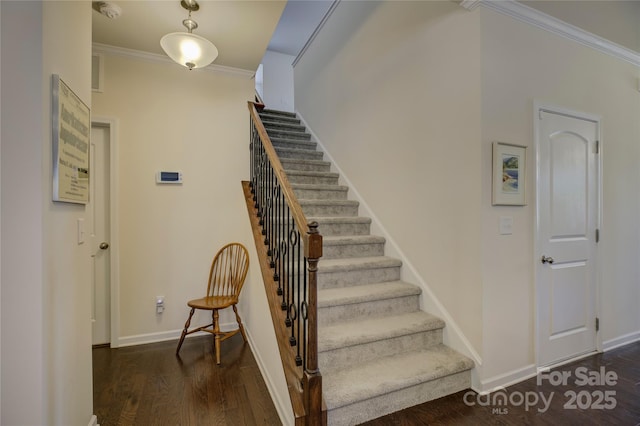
271,140,317,151
293,187,348,201
263,122,306,133
301,204,359,217
322,241,384,259
259,115,301,125
314,221,371,236
326,371,470,426
287,175,339,185
319,329,442,372
318,265,400,289
319,294,420,326
260,109,297,118
276,149,324,161
266,130,311,141
281,160,331,172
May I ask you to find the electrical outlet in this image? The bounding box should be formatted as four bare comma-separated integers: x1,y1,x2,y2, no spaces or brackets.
156,296,165,314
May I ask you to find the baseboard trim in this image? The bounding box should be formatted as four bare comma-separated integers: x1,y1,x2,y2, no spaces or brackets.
116,321,237,347
476,364,537,394
244,328,294,426
88,414,99,426
603,331,640,352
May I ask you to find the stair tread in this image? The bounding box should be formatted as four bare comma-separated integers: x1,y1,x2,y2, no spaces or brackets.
262,119,305,128
270,137,316,147
322,345,473,410
318,280,419,308
322,235,386,246
281,158,331,166
291,183,348,191
300,199,358,205
259,114,300,123
309,216,371,224
275,146,320,154
319,256,401,271
260,108,297,117
266,129,309,137
286,170,339,178
319,311,443,352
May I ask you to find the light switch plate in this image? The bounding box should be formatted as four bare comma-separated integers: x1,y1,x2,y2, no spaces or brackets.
77,218,85,244
499,216,513,235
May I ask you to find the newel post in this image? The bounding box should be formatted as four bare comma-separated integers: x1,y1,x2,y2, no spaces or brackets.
304,221,324,425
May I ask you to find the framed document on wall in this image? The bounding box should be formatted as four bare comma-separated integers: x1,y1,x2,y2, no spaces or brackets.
52,74,90,204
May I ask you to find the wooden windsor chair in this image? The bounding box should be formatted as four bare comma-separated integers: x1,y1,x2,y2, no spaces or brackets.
176,242,249,364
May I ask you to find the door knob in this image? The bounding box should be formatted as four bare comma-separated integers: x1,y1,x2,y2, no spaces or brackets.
99,242,110,250
541,255,554,264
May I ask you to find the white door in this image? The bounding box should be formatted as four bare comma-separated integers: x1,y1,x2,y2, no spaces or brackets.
90,124,111,346
536,108,599,367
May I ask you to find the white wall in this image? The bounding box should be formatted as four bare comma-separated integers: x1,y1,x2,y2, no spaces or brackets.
294,0,484,357
294,0,640,392
1,1,93,424
1,2,45,424
479,6,640,383
91,53,292,423
262,50,295,112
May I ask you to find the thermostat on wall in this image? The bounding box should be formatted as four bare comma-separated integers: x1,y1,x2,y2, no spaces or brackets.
156,171,182,184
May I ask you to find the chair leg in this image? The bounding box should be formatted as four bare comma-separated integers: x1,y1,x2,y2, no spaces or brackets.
213,309,221,365
176,307,195,355
232,304,247,342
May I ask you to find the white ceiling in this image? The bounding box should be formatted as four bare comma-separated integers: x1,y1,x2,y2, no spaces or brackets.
92,0,287,71
92,0,335,71
267,0,335,56
93,1,639,73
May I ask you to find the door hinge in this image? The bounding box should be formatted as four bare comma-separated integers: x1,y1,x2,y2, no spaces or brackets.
595,317,600,332
595,140,599,154
596,229,600,243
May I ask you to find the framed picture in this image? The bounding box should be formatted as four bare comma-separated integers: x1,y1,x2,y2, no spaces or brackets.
492,142,526,206
52,74,90,204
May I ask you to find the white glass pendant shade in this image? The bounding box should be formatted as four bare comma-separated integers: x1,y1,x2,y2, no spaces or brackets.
160,32,218,70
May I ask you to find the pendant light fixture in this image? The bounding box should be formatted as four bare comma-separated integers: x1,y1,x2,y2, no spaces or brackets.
160,0,218,70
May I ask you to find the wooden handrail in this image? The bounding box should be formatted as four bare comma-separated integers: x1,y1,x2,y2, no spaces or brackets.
247,102,314,247
244,102,325,425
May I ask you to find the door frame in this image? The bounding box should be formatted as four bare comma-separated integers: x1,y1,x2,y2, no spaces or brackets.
533,101,603,368
91,116,121,348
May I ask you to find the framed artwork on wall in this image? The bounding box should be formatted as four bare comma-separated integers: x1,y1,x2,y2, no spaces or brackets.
492,142,526,206
52,74,90,204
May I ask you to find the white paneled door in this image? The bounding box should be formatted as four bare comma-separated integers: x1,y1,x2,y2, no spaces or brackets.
536,107,599,367
90,124,111,346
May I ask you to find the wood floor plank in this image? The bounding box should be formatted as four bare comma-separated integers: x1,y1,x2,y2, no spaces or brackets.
94,336,639,425
93,334,281,426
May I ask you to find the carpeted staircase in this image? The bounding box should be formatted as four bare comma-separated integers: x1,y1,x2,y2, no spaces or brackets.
258,108,474,426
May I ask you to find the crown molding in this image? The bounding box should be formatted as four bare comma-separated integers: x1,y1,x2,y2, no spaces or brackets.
292,0,341,68
459,0,481,11
91,43,256,78
475,0,640,67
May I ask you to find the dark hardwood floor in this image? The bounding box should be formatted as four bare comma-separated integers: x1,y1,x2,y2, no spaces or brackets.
93,334,281,425
94,336,640,426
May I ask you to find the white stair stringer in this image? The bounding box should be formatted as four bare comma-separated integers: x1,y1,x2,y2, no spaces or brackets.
259,108,473,425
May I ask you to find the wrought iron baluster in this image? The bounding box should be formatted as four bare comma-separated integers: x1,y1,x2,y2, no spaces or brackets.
247,103,323,425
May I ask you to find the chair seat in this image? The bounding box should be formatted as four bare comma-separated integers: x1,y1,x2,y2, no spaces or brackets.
187,295,238,310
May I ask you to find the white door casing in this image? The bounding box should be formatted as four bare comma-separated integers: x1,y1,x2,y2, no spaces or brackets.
90,124,111,345
535,105,600,367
